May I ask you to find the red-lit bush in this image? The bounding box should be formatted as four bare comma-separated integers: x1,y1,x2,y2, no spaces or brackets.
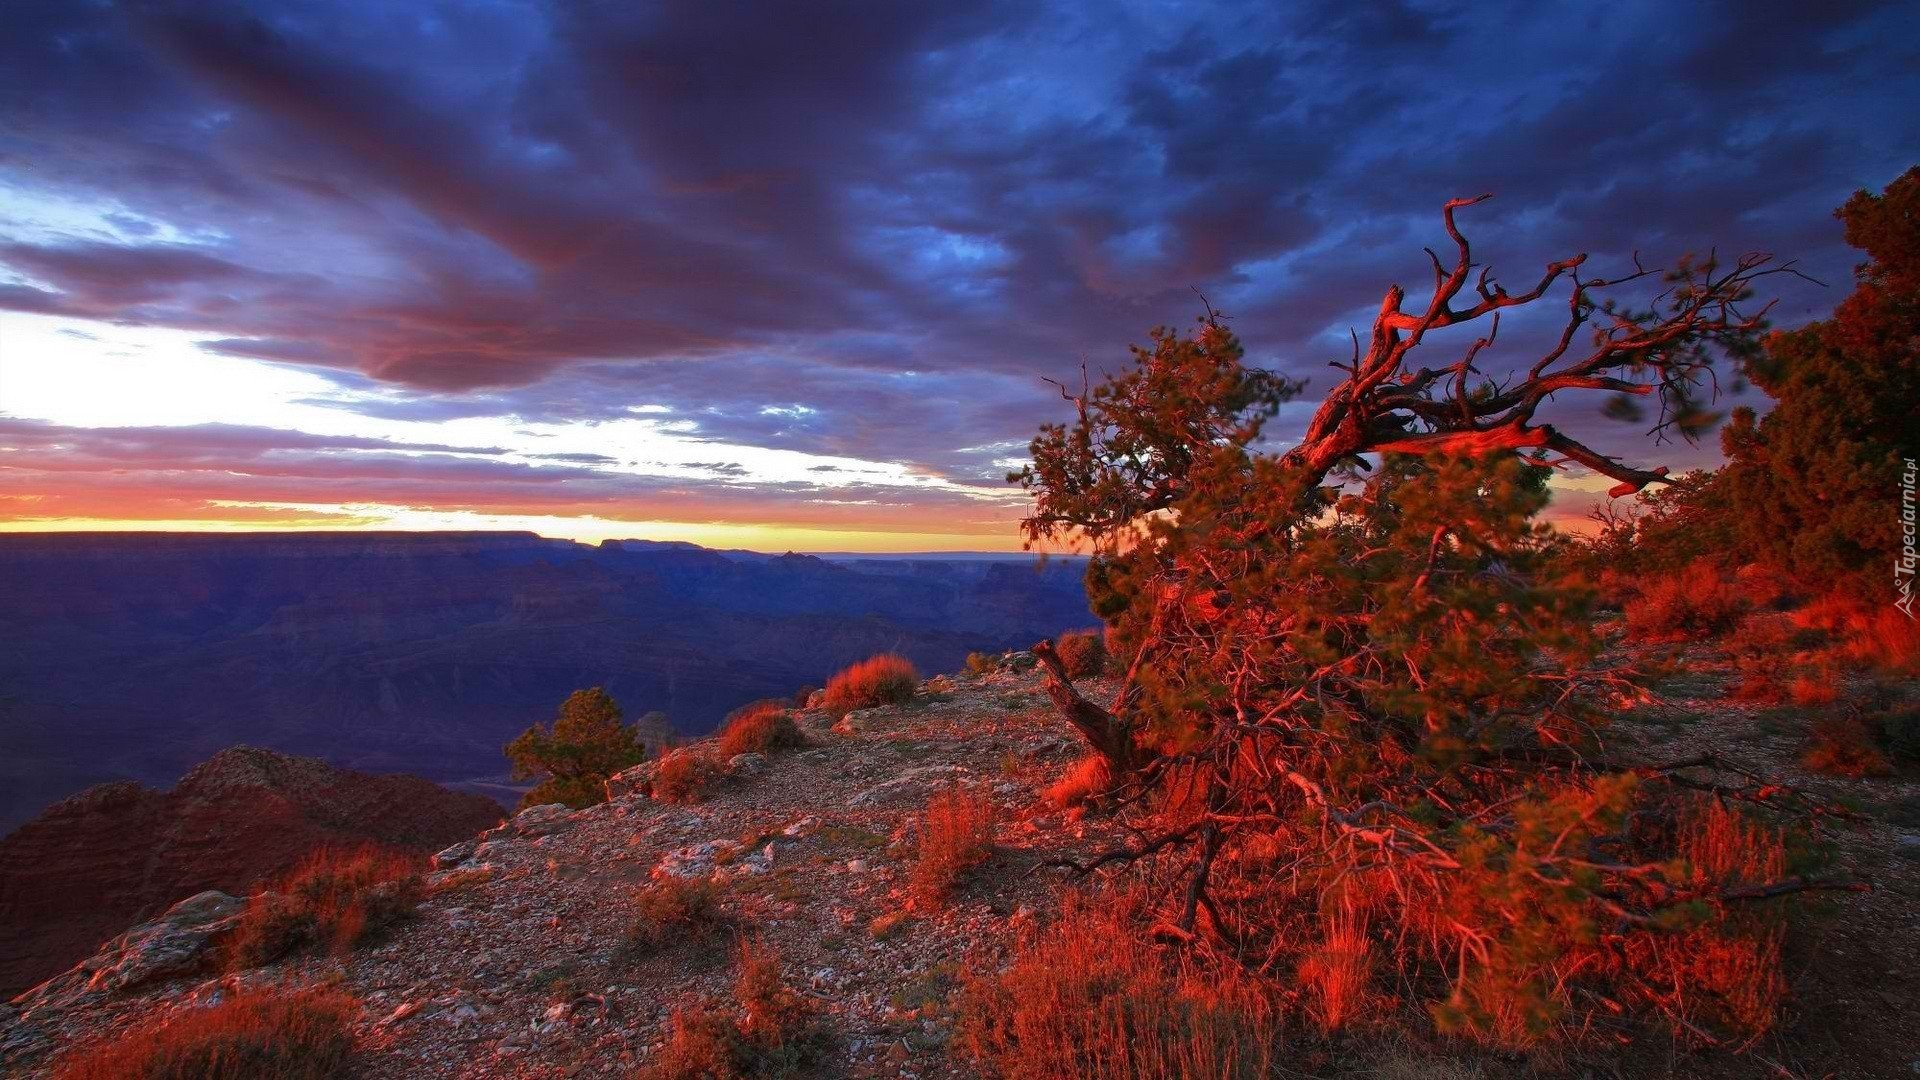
716,701,807,758
229,845,421,969
651,748,725,805
52,984,358,1080
910,786,996,907
820,653,918,717
959,890,1279,1079
1054,630,1108,680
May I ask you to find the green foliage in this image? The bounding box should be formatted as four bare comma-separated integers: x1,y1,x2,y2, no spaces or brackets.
1716,167,1920,594
504,687,649,809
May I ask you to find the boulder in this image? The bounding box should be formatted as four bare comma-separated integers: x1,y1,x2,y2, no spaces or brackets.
432,838,479,870
13,890,244,1018
605,761,659,802
510,803,575,838
726,752,769,779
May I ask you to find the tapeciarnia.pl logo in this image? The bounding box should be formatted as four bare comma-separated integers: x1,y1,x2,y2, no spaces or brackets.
1899,457,1917,619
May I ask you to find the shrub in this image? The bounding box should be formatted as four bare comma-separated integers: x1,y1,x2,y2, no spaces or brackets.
791,685,817,708
820,653,918,717
1043,755,1112,810
229,845,421,969
910,786,995,907
716,701,807,758
640,938,826,1080
52,984,357,1080
965,651,1000,675
625,877,729,957
1623,560,1746,641
1054,629,1107,680
504,687,649,809
652,749,725,805
959,891,1278,1079
1626,799,1789,1039
1788,672,1839,707
1298,904,1373,1033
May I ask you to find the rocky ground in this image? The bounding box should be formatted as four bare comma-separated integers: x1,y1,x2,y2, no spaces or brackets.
3,662,1134,1079
5,646,1916,1079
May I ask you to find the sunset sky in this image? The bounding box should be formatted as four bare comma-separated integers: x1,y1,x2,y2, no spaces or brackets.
3,2,1916,551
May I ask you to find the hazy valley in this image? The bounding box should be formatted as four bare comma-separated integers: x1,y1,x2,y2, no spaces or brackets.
0,533,1095,833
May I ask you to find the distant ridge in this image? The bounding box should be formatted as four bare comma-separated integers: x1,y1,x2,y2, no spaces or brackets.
0,746,501,1000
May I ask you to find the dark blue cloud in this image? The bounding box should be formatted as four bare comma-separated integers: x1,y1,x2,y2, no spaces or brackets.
1,0,1914,494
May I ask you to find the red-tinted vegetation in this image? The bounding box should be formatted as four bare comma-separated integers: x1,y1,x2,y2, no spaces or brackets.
651,748,725,805
820,653,919,717
228,844,422,969
51,984,358,1080
716,701,807,758
910,787,996,907
1003,185,1890,1058
641,938,826,1079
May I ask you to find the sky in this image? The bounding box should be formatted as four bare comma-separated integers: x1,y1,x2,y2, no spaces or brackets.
1,1,1915,552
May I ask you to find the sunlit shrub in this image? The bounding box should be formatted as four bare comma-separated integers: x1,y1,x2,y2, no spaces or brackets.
52,984,358,1080
640,938,826,1080
1043,755,1111,810
820,653,918,717
625,877,729,957
228,845,421,969
966,651,1000,675
652,749,725,805
1623,560,1746,641
910,786,995,907
1055,629,1108,680
959,891,1279,1079
716,701,807,758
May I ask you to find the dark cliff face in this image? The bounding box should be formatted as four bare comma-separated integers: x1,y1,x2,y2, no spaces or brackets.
0,746,503,1000
0,533,1095,831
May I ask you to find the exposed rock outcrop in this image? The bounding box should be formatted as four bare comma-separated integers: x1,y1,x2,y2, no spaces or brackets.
0,747,502,999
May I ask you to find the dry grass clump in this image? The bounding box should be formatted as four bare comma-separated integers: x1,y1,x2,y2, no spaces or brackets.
1626,799,1789,1039
1043,755,1112,810
52,984,358,1080
820,653,918,717
716,701,807,758
228,845,422,969
625,877,730,957
641,938,827,1080
652,748,726,804
910,786,996,907
1055,629,1108,679
959,891,1279,1079
1298,903,1374,1033
1622,560,1746,641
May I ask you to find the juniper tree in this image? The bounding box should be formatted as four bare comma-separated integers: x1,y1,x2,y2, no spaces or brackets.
1013,196,1855,1045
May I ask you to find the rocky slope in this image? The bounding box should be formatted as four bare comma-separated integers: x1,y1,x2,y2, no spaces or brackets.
7,655,1917,1078
0,747,503,1000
